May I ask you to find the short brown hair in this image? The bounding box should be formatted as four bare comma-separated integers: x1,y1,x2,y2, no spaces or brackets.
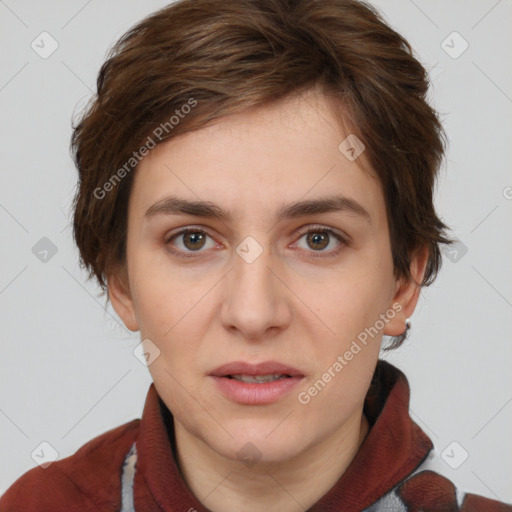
70,0,453,349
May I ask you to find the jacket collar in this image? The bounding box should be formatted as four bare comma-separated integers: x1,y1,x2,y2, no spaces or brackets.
133,359,433,511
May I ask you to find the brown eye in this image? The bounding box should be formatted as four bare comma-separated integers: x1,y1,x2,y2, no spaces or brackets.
305,232,329,251
292,226,347,258
182,231,206,251
165,227,219,258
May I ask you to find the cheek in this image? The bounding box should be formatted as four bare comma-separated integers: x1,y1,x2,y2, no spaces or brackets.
129,263,212,371
310,261,392,335
298,276,386,413
128,247,195,330
299,254,393,375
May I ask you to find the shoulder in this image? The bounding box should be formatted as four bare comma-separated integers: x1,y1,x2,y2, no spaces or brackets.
0,419,140,511
365,446,512,512
393,445,512,511
395,470,512,511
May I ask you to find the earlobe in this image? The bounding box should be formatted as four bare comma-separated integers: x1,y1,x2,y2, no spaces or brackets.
383,245,429,337
107,267,139,332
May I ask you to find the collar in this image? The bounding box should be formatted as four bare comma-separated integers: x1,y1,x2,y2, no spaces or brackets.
132,359,433,511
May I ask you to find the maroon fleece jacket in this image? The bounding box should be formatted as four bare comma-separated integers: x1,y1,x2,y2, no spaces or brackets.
1,360,511,511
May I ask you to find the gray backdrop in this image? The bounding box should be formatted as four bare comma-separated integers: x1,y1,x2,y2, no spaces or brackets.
1,0,511,502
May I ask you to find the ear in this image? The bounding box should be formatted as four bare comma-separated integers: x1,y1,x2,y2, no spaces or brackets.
107,265,139,332
383,245,429,337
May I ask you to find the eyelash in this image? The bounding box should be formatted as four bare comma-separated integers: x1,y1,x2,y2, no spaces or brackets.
164,225,348,259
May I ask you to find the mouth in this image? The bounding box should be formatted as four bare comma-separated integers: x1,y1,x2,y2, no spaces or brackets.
224,373,294,383
209,361,305,405
209,360,304,379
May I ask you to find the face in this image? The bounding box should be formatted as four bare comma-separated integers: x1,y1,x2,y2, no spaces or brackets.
109,89,422,466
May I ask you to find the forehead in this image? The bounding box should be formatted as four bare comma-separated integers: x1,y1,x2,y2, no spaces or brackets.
130,91,384,226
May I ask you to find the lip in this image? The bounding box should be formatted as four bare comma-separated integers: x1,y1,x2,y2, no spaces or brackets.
210,376,303,405
209,360,304,378
209,361,305,405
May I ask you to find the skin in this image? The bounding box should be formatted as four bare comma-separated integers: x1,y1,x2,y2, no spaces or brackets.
108,88,428,512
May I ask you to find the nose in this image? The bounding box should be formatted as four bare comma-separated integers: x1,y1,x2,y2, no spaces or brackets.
220,238,292,342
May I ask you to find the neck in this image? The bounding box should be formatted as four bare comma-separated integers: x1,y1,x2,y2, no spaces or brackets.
174,409,370,512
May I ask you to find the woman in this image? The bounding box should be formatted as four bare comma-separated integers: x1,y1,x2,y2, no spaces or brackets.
1,0,510,510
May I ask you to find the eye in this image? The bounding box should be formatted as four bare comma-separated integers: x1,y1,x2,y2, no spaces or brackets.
165,225,348,259
292,225,347,257
165,227,221,258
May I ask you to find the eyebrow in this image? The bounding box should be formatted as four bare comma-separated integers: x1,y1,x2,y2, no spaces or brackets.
144,194,371,223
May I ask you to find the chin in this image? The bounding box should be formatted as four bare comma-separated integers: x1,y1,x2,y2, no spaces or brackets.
208,421,311,465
